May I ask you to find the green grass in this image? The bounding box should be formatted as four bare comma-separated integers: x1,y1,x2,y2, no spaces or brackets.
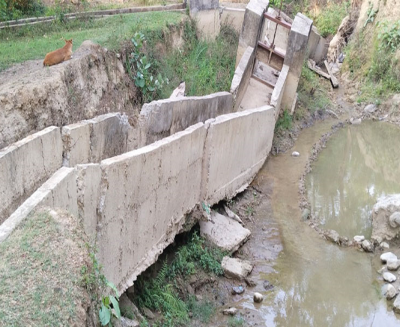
312,1,350,37
344,20,400,103
0,11,184,71
0,209,89,326
228,315,245,327
297,62,330,114
156,21,238,97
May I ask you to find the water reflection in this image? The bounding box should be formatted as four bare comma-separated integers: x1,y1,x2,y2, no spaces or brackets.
307,121,400,238
231,121,400,327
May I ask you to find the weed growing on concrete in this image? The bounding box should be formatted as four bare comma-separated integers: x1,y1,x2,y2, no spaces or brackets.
81,245,121,326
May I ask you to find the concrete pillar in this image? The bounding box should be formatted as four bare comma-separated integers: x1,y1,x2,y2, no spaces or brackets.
235,0,269,67
189,0,220,39
281,13,313,114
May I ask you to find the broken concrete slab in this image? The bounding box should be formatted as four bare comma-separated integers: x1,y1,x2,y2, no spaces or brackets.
221,256,253,280
199,212,251,252
62,122,91,167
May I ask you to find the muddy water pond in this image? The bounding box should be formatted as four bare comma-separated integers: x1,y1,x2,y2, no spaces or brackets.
306,121,400,239
214,121,400,326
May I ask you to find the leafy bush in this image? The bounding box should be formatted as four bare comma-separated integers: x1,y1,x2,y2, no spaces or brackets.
378,20,400,51
127,32,168,103
1,0,45,20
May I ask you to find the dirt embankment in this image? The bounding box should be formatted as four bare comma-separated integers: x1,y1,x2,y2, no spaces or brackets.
0,40,139,149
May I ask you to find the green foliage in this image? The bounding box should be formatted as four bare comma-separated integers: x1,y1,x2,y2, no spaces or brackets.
377,20,400,51
313,1,349,37
0,0,7,20
297,62,330,114
99,281,121,326
363,2,378,28
1,0,45,21
276,110,292,131
136,262,189,327
169,232,225,278
127,32,168,103
135,232,226,326
157,20,238,98
81,246,121,327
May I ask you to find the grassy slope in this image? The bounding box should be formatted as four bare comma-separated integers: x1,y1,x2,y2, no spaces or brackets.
0,209,89,326
0,11,184,71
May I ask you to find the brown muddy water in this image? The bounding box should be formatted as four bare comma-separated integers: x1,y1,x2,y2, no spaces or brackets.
306,121,400,239
212,120,400,326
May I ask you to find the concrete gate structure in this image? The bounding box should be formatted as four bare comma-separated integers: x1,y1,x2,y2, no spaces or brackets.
0,0,321,293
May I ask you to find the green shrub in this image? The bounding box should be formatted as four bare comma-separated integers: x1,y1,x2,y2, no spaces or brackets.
2,0,45,20
378,20,400,51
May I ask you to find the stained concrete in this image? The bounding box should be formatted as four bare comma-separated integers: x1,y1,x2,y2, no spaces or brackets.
230,46,255,111
236,0,269,67
87,113,129,162
139,92,233,146
238,78,274,111
0,126,62,224
202,106,275,205
62,122,91,167
271,64,289,119
282,13,313,112
0,167,74,242
98,123,207,291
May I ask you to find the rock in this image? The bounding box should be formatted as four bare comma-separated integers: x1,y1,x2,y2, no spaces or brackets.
394,295,400,313
351,118,362,125
232,286,245,295
141,307,155,320
325,229,340,244
301,209,310,221
364,104,377,113
263,280,274,291
380,242,390,249
372,195,400,242
169,81,185,99
383,284,397,300
224,205,244,225
244,278,257,287
223,307,238,316
292,151,300,157
338,53,345,63
372,235,383,246
119,294,144,321
196,294,203,301
113,317,140,327
361,240,374,252
389,212,400,228
381,252,398,263
353,235,365,243
199,212,251,253
253,292,264,303
383,272,397,283
387,260,400,271
222,257,253,280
